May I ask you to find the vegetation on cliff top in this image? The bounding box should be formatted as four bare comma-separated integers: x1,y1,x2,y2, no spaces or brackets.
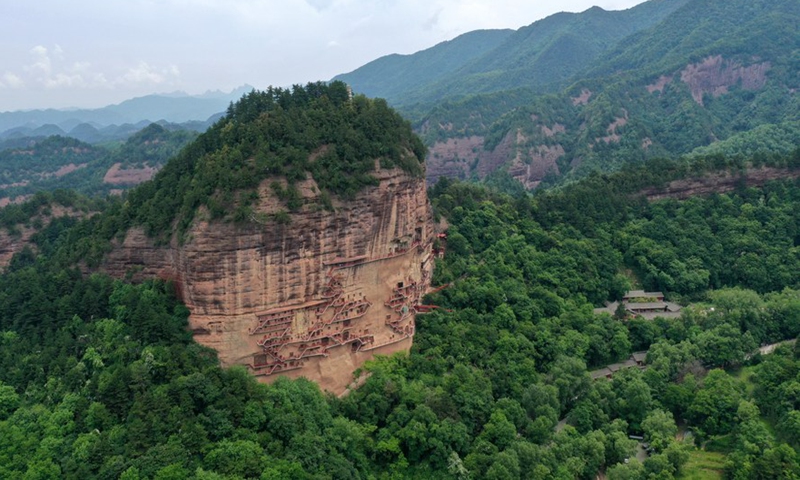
126,81,426,238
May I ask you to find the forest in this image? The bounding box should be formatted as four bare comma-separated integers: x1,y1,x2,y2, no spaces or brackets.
0,141,798,478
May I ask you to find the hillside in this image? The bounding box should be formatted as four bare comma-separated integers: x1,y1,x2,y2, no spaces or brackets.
585,0,800,79
336,0,690,106
333,29,513,104
0,124,197,202
0,136,105,200
406,0,800,187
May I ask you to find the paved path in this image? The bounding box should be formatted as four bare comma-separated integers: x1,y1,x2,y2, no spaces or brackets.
758,339,796,355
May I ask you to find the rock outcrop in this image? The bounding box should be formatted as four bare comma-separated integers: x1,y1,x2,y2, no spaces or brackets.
0,227,33,268
102,166,435,394
425,126,567,189
103,163,160,185
638,167,800,201
680,55,771,106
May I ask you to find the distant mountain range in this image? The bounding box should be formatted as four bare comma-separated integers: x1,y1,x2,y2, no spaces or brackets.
334,0,691,106
336,0,800,188
0,86,252,143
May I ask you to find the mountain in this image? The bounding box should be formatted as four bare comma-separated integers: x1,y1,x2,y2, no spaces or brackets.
0,124,198,201
0,85,252,138
67,123,105,144
360,0,800,187
41,82,434,394
336,0,690,106
585,0,800,79
334,29,513,104
0,117,218,145
31,124,67,137
1,83,435,394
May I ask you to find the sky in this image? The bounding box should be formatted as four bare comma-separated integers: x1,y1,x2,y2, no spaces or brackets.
1,0,646,112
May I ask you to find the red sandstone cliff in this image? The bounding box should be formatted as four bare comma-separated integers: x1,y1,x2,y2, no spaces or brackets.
101,166,434,394
638,167,800,201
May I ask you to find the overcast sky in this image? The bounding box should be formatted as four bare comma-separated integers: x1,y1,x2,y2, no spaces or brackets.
1,0,646,112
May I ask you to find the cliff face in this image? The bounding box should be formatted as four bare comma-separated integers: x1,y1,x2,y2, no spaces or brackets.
638,167,800,201
0,228,33,269
680,55,771,106
425,127,566,189
102,166,434,394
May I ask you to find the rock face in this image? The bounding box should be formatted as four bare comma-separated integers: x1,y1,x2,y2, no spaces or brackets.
681,55,771,105
102,166,435,394
638,167,800,201
425,127,566,189
0,227,33,269
103,163,161,186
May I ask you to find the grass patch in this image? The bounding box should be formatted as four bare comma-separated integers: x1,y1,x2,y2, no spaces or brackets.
704,434,735,453
729,365,757,396
677,450,726,480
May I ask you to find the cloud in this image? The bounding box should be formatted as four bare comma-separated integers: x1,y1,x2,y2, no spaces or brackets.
43,72,85,88
12,45,181,91
26,45,53,76
0,73,24,89
422,9,442,31
119,61,180,85
305,0,335,12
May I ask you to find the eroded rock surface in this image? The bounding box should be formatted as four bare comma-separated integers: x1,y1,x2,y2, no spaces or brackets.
638,167,800,201
102,167,434,394
681,55,770,105
103,163,161,185
508,144,564,189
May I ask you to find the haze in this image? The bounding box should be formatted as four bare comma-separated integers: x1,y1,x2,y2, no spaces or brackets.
1,0,644,112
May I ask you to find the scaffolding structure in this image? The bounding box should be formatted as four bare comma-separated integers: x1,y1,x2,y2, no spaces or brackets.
247,237,432,376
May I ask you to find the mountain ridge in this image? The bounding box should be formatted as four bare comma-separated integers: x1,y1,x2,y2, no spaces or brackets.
335,0,691,106
333,29,513,103
0,85,252,135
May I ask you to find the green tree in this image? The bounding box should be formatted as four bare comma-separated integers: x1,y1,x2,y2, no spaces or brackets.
0,382,20,420
203,439,266,478
688,369,743,436
641,410,678,452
